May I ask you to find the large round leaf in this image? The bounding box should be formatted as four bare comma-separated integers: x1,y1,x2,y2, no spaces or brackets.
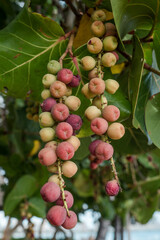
145,93,160,148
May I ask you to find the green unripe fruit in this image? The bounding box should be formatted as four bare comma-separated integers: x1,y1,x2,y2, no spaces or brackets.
103,36,118,51
65,86,72,97
81,83,96,99
101,53,117,67
85,106,101,121
91,21,106,37
92,96,108,109
39,112,55,127
47,164,58,173
87,37,103,54
42,74,56,88
91,10,106,22
48,174,64,186
39,127,55,142
107,122,125,140
41,89,51,100
105,79,119,94
65,96,81,111
47,60,61,74
81,56,96,71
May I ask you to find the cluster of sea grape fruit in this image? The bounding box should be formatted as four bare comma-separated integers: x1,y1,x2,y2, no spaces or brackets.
38,60,82,229
81,9,125,197
26,100,39,122
20,203,34,240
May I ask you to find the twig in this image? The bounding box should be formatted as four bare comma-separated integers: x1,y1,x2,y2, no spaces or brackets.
117,49,160,77
59,29,84,85
110,157,122,192
64,0,81,19
57,158,70,217
123,38,153,45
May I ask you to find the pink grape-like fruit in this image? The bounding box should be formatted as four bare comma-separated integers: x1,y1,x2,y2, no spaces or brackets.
47,206,67,226
91,117,108,135
56,190,74,208
50,81,67,98
102,105,120,122
56,142,75,160
62,211,77,229
105,180,120,196
56,122,73,140
57,68,73,84
88,78,105,95
68,75,80,87
38,148,57,166
66,114,82,133
51,103,69,121
89,139,102,156
40,182,60,202
90,162,98,169
95,142,114,161
41,97,57,112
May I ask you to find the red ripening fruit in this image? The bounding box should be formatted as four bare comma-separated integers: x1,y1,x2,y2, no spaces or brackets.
90,162,98,169
38,148,57,166
56,190,74,208
62,211,77,229
47,205,67,226
40,182,60,202
95,142,114,161
41,97,57,112
89,139,103,156
88,78,105,95
102,105,120,122
105,180,120,196
57,68,73,84
51,103,69,121
112,51,119,61
56,142,75,160
91,117,108,135
56,122,73,140
68,75,80,87
66,114,83,132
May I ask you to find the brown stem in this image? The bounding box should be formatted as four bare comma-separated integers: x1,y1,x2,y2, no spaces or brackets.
123,38,153,45
117,49,160,77
110,157,122,192
64,0,82,19
59,28,84,85
57,159,70,217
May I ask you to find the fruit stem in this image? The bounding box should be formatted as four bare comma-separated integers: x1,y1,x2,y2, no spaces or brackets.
110,157,122,192
57,158,70,217
102,135,122,191
97,52,102,78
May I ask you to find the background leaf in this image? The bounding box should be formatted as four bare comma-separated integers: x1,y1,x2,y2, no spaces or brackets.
145,92,160,148
4,175,38,215
110,0,158,39
0,5,65,100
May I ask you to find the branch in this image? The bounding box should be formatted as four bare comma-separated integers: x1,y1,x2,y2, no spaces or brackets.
117,49,160,77
123,38,153,45
64,0,82,19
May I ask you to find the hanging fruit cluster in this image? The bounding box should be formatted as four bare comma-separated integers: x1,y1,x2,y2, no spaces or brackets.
38,9,126,230
38,60,82,229
81,9,125,196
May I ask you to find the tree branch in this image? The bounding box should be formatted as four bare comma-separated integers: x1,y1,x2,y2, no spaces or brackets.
117,49,160,77
64,0,82,19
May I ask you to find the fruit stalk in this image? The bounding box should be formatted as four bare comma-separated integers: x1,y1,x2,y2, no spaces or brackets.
57,158,70,217
110,157,122,192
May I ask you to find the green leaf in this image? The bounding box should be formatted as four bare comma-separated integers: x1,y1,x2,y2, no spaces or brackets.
74,170,94,197
4,175,38,215
73,137,91,160
110,0,158,39
131,195,159,224
112,128,155,155
145,92,160,148
128,35,145,130
0,4,65,100
28,197,46,218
